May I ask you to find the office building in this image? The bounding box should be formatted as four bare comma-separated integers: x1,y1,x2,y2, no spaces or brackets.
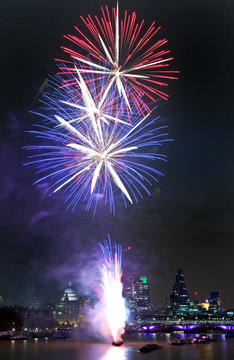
170,268,190,315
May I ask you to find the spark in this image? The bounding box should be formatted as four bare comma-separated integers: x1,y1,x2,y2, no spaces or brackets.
99,236,127,343
59,66,132,144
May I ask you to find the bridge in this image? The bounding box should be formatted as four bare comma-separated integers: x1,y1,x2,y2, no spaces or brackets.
135,320,234,332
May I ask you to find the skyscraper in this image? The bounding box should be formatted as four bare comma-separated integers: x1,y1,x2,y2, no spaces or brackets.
209,292,221,314
170,268,190,315
135,277,152,315
125,276,152,322
125,277,136,317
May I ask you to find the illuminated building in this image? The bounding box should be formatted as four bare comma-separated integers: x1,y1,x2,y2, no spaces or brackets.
77,297,91,328
54,281,80,325
170,268,190,315
0,306,54,331
209,292,221,314
61,281,78,302
125,277,137,317
200,300,209,311
125,276,153,322
226,309,234,319
135,277,152,313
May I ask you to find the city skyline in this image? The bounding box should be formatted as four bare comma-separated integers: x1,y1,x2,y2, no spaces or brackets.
1,275,233,338
0,0,233,314
0,268,229,313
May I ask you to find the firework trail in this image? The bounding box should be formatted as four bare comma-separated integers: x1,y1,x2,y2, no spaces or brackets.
58,2,179,113
99,236,127,343
25,65,170,213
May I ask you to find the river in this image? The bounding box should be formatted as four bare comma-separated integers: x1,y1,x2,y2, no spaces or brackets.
0,333,233,360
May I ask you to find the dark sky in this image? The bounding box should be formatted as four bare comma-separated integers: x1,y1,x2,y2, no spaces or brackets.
0,0,233,309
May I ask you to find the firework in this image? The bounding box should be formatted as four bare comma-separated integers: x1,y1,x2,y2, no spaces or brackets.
99,236,127,344
25,66,169,213
57,63,133,127
59,2,179,113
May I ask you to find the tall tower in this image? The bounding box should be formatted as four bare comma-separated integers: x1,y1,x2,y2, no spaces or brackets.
170,269,189,315
125,276,153,322
125,277,137,315
209,292,221,314
135,277,151,313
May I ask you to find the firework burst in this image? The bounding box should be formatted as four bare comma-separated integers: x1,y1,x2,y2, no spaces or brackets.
58,2,179,113
25,67,169,213
26,2,176,213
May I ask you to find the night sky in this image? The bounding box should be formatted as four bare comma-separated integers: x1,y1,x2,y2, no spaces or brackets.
0,0,233,309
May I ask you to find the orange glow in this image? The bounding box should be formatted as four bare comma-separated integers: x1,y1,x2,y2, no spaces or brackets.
201,302,209,311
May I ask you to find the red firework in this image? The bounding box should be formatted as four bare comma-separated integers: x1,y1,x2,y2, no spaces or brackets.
56,2,179,114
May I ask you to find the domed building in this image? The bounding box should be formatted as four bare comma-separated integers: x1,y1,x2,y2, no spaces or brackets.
54,281,80,326
61,281,78,302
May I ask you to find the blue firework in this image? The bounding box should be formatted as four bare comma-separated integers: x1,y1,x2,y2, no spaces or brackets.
25,64,170,213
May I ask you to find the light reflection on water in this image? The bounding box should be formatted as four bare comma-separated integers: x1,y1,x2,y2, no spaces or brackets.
101,346,127,360
1,334,234,360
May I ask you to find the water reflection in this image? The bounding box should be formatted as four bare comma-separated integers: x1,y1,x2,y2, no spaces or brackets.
10,339,15,357
23,339,27,353
1,334,233,360
102,345,127,360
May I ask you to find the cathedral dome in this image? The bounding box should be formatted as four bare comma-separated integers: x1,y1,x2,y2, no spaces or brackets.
61,281,78,302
